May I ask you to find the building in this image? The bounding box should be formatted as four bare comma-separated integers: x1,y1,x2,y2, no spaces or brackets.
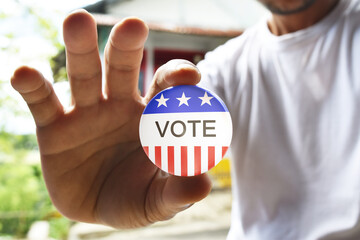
86,0,267,95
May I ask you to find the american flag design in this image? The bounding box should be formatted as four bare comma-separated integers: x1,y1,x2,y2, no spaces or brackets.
139,85,232,177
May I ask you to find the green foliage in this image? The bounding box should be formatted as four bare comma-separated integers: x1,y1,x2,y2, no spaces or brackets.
0,131,38,152
0,131,37,164
0,159,71,239
27,6,62,51
28,5,68,83
49,217,72,239
0,1,73,238
51,48,68,83
0,131,71,239
0,162,43,236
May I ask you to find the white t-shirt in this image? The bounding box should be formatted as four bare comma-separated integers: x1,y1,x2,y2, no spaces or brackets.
198,0,360,239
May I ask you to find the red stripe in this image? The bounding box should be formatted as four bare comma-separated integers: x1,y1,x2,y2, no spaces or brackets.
143,146,149,157
181,146,188,177
155,146,161,168
194,146,201,175
208,146,215,170
168,146,174,175
222,146,229,158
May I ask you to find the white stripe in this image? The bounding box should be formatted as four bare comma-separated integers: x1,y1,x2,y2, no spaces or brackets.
187,146,195,176
161,146,168,173
174,146,181,176
148,146,155,164
201,146,208,174
215,146,223,166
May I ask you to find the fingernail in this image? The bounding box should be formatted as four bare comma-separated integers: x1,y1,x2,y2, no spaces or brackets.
176,62,196,71
69,9,89,14
179,203,193,211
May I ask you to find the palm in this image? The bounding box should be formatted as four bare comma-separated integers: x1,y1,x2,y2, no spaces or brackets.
11,10,211,228
39,98,156,227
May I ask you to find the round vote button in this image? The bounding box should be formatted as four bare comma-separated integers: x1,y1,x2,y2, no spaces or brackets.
139,85,232,177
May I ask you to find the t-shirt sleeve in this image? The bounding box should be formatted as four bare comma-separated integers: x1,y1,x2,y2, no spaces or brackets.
197,46,228,102
197,35,246,107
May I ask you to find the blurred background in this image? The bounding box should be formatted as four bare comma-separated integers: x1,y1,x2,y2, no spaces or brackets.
0,0,267,239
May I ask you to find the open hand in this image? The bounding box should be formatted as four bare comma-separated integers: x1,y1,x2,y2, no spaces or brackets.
11,10,211,228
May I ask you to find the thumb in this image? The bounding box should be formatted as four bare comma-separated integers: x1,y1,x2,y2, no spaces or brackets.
144,59,201,104
143,60,208,222
145,170,212,223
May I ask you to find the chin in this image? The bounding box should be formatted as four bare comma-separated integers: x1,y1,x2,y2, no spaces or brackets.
258,0,318,15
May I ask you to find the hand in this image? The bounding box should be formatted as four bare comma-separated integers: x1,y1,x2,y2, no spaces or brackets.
10,10,211,228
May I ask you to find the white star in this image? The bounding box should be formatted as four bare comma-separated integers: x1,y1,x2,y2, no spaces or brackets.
176,92,191,106
155,94,169,107
199,92,213,106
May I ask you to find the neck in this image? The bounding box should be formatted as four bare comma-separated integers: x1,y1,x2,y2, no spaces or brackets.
267,0,339,36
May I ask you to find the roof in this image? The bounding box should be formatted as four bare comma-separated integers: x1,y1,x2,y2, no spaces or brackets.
88,0,268,37
93,13,243,37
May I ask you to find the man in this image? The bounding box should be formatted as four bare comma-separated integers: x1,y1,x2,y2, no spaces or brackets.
10,0,360,239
